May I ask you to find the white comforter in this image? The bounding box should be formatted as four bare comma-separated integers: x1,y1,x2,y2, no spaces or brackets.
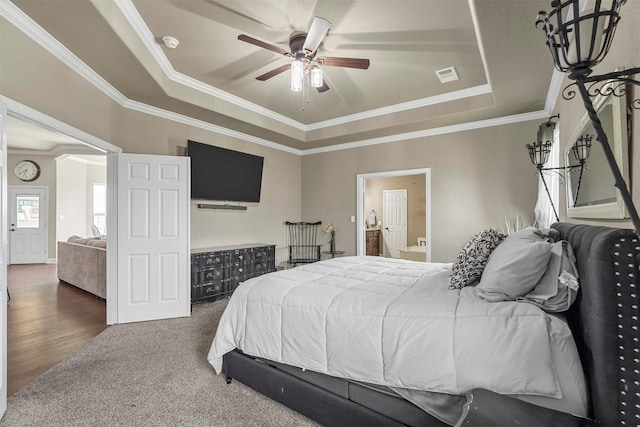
208,256,568,398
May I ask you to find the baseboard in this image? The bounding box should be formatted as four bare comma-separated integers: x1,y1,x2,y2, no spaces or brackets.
47,258,57,264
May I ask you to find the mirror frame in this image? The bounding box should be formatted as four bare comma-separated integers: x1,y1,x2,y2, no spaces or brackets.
565,82,629,219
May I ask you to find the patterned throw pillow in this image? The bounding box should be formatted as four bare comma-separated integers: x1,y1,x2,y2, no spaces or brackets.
448,229,506,290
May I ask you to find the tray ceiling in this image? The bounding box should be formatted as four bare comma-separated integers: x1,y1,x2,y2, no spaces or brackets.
6,0,557,151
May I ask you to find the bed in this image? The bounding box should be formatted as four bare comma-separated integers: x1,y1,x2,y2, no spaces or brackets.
207,223,640,426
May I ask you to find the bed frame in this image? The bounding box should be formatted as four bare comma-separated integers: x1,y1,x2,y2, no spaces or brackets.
223,223,640,426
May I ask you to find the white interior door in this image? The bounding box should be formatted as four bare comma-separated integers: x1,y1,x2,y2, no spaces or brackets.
115,153,190,324
383,189,407,258
9,187,47,264
0,98,8,419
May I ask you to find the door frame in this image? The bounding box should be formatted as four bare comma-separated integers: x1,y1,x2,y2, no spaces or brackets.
8,186,48,265
3,97,122,324
356,168,432,262
1,95,8,419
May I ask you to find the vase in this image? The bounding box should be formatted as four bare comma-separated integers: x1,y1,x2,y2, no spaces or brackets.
330,230,336,253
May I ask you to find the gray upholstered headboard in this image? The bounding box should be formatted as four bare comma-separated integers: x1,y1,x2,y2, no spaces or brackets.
552,222,640,426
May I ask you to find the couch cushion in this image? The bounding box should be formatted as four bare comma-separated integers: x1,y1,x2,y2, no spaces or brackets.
86,238,107,249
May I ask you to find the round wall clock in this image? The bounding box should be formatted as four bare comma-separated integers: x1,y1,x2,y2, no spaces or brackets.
14,160,41,182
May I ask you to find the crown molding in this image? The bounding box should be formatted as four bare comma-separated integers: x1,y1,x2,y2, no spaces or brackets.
1,0,127,106
2,0,558,158
7,144,101,157
305,84,492,131
302,110,550,155
113,0,306,131
113,0,498,133
122,99,303,155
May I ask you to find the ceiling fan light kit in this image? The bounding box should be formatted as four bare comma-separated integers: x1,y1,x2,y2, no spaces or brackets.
291,59,304,92
237,16,370,99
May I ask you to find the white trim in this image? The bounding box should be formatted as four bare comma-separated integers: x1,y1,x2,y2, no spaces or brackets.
0,0,127,106
2,97,119,153
304,111,550,155
113,0,305,131
0,95,8,419
113,0,498,132
46,258,56,264
356,168,431,262
57,154,106,166
1,0,560,157
4,98,121,325
8,144,101,157
467,0,493,89
121,99,302,155
106,154,118,325
305,85,492,131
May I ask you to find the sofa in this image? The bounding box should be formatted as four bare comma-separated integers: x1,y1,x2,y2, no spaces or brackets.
57,235,106,299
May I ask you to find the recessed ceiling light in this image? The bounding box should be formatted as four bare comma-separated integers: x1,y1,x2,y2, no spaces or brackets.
435,66,459,83
162,36,180,49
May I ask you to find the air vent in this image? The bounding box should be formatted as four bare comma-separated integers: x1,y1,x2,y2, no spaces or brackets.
435,67,459,83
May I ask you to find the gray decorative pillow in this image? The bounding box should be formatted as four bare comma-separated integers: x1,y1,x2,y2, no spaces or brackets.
476,227,553,301
449,229,506,289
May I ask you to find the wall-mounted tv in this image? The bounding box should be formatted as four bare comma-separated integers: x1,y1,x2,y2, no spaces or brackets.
187,140,264,203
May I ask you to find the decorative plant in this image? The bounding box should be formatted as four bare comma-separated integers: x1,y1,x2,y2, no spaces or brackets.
323,223,336,251
499,215,533,236
322,223,334,236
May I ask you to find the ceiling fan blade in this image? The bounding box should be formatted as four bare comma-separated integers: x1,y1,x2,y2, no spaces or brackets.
255,64,291,81
315,80,330,93
302,16,331,53
238,34,291,57
318,57,370,69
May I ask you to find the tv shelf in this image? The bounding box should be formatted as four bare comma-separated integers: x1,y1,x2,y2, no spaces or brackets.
197,203,247,210
190,243,275,304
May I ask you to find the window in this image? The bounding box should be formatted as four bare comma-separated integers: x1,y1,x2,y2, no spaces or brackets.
16,194,40,229
93,183,107,235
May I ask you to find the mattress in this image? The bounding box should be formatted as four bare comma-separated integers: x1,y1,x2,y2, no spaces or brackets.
208,256,588,424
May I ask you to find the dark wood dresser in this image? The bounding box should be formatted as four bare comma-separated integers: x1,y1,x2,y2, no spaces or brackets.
190,243,275,303
365,229,380,256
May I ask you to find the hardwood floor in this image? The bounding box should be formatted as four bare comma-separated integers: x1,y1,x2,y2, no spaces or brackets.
7,263,107,396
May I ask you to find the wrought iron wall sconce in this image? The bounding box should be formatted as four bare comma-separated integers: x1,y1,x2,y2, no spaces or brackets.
526,115,592,221
536,0,640,234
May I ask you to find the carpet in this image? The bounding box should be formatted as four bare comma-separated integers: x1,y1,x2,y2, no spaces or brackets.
1,300,315,426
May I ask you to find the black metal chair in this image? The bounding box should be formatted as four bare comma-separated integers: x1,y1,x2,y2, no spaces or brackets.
286,221,322,266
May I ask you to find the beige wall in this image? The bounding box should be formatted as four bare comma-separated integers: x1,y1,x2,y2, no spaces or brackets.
3,2,640,265
1,20,302,264
554,1,640,230
56,157,107,244
85,163,106,236
7,154,57,260
302,122,538,262
365,174,426,252
56,158,88,243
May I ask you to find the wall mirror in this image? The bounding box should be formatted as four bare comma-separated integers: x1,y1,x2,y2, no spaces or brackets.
565,82,629,219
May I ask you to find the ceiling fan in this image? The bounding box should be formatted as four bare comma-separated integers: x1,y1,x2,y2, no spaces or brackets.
238,16,370,93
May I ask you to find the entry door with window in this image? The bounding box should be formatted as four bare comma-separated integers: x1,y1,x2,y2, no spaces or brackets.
9,187,47,264
382,189,407,258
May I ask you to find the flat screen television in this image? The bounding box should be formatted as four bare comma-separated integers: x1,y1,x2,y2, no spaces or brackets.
187,140,264,203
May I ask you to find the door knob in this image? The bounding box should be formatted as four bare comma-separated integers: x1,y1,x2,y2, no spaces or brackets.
385,227,390,231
